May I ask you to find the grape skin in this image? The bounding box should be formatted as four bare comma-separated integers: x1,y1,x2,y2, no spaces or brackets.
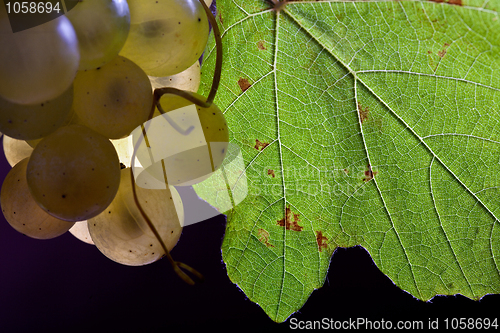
148,60,201,93
66,0,131,70
2,135,33,167
88,168,184,266
0,84,73,140
73,55,153,139
136,93,229,186
120,0,209,77
111,136,134,168
0,9,79,104
0,158,75,239
26,125,121,222
69,221,94,245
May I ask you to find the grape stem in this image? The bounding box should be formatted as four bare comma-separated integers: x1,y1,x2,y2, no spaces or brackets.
128,0,223,285
129,167,204,285
153,0,223,110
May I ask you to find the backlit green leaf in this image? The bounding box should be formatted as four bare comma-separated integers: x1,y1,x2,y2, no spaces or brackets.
198,0,500,322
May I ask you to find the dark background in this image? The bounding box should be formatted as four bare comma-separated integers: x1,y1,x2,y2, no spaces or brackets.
0,147,499,333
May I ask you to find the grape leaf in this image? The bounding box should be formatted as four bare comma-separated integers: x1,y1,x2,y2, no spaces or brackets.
198,0,500,322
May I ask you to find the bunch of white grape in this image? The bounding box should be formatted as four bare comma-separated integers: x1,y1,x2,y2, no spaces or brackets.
0,0,225,283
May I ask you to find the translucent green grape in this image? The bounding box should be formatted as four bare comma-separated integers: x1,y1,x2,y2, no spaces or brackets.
66,0,130,70
1,158,75,239
0,7,79,104
73,55,153,139
26,125,121,222
120,0,209,77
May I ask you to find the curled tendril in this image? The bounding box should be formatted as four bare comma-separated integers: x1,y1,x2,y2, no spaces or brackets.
153,0,223,110
128,0,223,284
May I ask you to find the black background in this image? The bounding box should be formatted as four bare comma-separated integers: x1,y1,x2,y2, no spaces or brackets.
0,148,499,333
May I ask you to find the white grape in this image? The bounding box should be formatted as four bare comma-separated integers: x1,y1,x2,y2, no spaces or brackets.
132,93,229,186
120,0,209,77
111,135,134,168
0,158,75,239
69,221,95,245
0,7,79,104
88,168,183,266
148,60,201,92
0,84,73,140
26,125,121,222
73,55,153,139
66,0,131,70
2,135,33,167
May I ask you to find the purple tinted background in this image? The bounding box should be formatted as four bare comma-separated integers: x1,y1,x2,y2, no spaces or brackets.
0,146,498,333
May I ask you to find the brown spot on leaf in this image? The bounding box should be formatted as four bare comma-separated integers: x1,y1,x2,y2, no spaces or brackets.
258,41,267,50
277,206,303,231
429,0,462,4
267,169,275,177
238,78,251,92
357,102,369,124
362,164,378,182
316,231,328,252
218,12,223,24
343,168,348,174
258,228,275,248
438,43,451,58
254,139,269,151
